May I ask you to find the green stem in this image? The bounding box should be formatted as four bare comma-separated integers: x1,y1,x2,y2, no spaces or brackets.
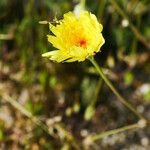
91,78,103,107
97,0,106,20
91,123,140,141
88,57,146,120
84,78,103,120
80,0,86,8
131,14,141,54
110,0,150,50
80,0,86,10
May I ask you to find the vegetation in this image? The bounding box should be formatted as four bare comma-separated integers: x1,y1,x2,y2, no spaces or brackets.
0,0,150,149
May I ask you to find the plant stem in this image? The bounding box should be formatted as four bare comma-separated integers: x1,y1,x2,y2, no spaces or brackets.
88,57,146,120
110,0,150,50
92,78,103,106
84,78,103,120
1,93,49,132
131,14,141,54
97,0,106,20
91,123,140,141
80,0,86,9
1,93,80,150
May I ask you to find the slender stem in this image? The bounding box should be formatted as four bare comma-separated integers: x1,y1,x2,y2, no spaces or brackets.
84,78,103,120
91,123,139,141
97,0,106,20
2,94,49,133
92,78,103,107
110,0,150,50
88,57,146,120
80,0,86,9
1,93,80,150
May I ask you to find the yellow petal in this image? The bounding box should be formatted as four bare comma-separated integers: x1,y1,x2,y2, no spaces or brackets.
43,11,105,63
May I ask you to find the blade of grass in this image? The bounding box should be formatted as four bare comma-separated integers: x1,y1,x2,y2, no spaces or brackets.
84,121,146,143
110,0,150,50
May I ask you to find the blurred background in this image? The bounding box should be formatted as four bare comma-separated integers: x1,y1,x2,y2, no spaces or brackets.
0,0,150,149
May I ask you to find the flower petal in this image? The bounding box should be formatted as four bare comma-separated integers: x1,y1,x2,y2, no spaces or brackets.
43,11,105,63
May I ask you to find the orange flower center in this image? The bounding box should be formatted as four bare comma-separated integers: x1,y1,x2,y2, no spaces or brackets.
79,39,87,48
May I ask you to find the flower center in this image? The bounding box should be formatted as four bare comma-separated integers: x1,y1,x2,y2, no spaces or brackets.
79,39,87,48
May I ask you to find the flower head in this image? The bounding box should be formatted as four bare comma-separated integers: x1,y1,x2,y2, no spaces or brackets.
42,11,105,62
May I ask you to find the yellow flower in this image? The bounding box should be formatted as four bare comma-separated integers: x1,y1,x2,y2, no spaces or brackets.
42,11,105,62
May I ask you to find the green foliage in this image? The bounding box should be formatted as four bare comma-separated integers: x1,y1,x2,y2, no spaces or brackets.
84,105,96,121
49,75,57,88
0,129,4,141
124,72,134,86
144,89,150,102
0,0,150,149
25,100,43,116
